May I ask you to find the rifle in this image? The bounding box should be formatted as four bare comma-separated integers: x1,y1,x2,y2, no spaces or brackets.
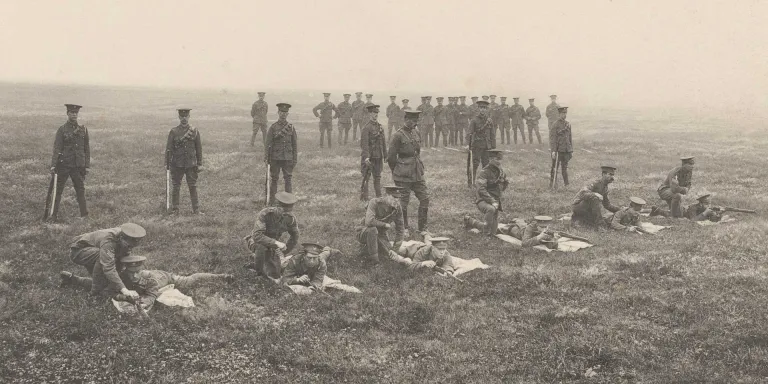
711,206,757,214
121,295,151,319
165,168,170,212
535,229,591,244
551,152,560,190
466,132,473,186
361,160,372,200
434,266,465,283
43,171,57,220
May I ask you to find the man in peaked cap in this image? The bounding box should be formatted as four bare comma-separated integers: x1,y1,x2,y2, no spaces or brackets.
361,104,387,200
571,165,621,228
337,93,354,145
389,110,431,234
265,103,298,205
498,97,512,145
446,97,459,146
48,103,90,222
525,98,542,145
166,108,205,214
521,216,559,249
312,93,340,149
433,97,449,147
363,94,376,121
466,100,495,186
546,94,560,144
62,223,146,298
653,156,695,218
683,193,722,222
280,242,328,291
468,96,480,121
386,96,402,140
250,92,269,146
509,97,527,145
550,106,573,189
356,185,405,264
417,96,435,148
392,234,457,273
471,149,508,237
455,96,469,146
351,92,366,141
607,197,648,233
245,191,300,282
399,98,412,134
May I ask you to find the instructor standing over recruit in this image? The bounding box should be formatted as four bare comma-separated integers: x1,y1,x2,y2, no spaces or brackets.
388,110,430,235
49,104,90,221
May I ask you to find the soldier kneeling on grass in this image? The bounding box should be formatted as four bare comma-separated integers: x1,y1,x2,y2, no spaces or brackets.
62,255,234,311
244,191,300,283
390,234,457,274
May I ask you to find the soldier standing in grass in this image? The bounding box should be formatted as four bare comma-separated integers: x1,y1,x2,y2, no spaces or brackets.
386,96,401,140
250,92,268,146
356,186,405,264
337,93,354,145
455,96,469,146
466,100,495,185
651,156,695,218
433,97,448,147
489,95,501,146
550,106,572,188
166,108,204,215
525,98,542,145
49,104,90,222
571,166,620,228
468,96,479,120
510,97,527,144
417,96,435,148
498,97,512,145
312,92,339,149
265,103,298,205
360,104,387,200
388,110,430,234
446,97,458,146
244,191,300,282
351,92,365,142
62,223,145,299
546,94,560,148
471,149,508,237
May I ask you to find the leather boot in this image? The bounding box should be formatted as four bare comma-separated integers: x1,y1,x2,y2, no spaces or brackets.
190,186,201,214
402,206,409,230
373,177,382,198
418,207,428,232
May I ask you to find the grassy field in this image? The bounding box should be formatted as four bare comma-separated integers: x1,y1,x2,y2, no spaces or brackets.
1,83,768,383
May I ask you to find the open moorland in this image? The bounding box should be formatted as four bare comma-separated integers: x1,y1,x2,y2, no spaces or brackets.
1,83,768,383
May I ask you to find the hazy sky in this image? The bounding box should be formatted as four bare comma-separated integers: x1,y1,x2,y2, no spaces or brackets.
1,0,766,111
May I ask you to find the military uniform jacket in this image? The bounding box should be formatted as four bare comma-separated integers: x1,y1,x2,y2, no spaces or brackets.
572,178,620,212
251,100,268,124
400,105,412,121
282,253,327,289
510,104,526,125
361,195,404,244
521,222,552,247
69,227,129,292
408,246,456,272
551,119,573,152
433,105,448,125
457,104,470,126
417,104,435,125
525,106,541,125
387,127,425,182
166,125,203,168
361,120,387,159
490,102,501,123
546,102,560,121
447,104,457,125
658,166,692,194
312,101,339,122
468,104,479,120
116,269,162,310
265,120,298,163
352,100,366,121
337,101,354,124
684,203,720,221
51,121,90,168
609,207,642,230
466,116,495,149
498,105,511,124
247,206,300,254
475,164,508,207
387,103,402,124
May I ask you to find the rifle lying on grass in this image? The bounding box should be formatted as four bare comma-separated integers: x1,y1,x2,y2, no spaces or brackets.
434,266,465,283
710,206,757,214
534,229,591,244
116,295,151,320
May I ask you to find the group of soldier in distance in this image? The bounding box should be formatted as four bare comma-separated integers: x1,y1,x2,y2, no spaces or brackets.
47,94,755,313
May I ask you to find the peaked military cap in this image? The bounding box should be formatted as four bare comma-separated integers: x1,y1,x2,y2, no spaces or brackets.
528,98,535,101
558,107,568,112
402,99,409,103
534,215,553,222
65,104,82,112
366,104,380,112
629,197,647,205
384,185,407,194
258,92,266,96
323,93,331,97
471,96,478,100
513,97,519,100
490,95,497,98
275,191,298,205
460,96,467,99
355,92,363,96
500,96,507,100
482,95,489,99
365,93,373,98
429,237,451,244
276,103,292,112
550,94,557,98
476,100,490,107
680,155,695,162
601,165,617,173
404,110,422,119
436,97,444,101
343,93,351,97
301,243,324,255
177,108,191,116
390,95,396,99
696,193,711,201
120,223,146,239
121,255,147,271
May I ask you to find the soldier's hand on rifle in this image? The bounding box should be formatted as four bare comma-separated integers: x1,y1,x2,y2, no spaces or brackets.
121,288,140,299
491,202,499,210
383,223,391,230
297,275,310,284
421,260,437,269
50,167,56,174
274,241,287,251
364,158,372,166
594,193,604,201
